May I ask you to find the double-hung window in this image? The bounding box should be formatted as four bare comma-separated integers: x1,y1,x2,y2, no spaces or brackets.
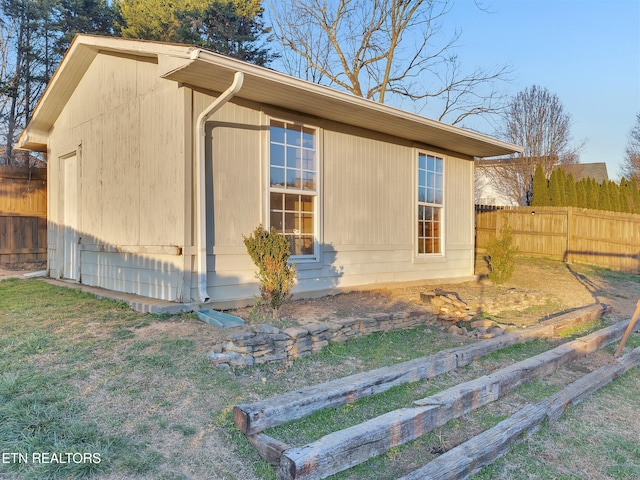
417,152,443,254
269,119,317,258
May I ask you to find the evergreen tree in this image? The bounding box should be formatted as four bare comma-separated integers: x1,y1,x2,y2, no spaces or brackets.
586,178,599,210
530,163,549,206
565,173,577,207
0,0,115,165
116,0,277,66
575,179,587,208
53,0,115,57
610,181,622,212
115,0,180,41
1,0,49,163
599,182,612,211
177,0,277,66
557,168,567,205
619,178,631,213
549,168,564,206
630,178,640,214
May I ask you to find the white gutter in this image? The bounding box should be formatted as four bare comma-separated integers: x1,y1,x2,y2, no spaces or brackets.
195,69,244,303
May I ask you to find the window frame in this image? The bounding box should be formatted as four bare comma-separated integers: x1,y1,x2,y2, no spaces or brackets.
415,150,445,258
266,115,321,263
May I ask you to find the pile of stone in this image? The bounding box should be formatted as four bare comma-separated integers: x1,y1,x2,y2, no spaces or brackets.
421,288,552,322
209,311,433,368
447,319,505,339
421,289,475,322
477,290,549,315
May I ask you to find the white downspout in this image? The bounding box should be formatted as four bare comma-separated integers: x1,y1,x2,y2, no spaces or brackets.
195,70,244,303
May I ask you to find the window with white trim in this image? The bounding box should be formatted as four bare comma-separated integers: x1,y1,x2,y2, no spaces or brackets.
417,152,443,254
269,119,317,257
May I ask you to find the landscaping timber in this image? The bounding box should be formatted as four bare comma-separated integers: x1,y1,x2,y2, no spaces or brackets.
246,433,289,467
234,304,605,435
276,320,629,480
399,346,640,480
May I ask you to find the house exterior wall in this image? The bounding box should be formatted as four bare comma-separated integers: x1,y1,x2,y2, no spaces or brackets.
196,97,476,307
46,52,190,300
474,165,520,206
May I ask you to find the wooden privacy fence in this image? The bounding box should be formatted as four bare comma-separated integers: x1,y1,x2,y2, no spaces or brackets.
0,166,47,263
476,205,640,273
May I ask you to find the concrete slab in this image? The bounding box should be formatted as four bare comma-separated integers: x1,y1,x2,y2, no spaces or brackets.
42,278,196,314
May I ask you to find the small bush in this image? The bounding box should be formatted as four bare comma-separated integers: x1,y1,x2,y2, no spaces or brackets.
485,223,518,284
243,225,296,319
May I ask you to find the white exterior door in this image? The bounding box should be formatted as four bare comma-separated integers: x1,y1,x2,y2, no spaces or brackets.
62,154,79,280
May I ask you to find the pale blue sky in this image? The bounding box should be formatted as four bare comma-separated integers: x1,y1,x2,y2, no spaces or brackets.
449,0,640,179
268,1,639,179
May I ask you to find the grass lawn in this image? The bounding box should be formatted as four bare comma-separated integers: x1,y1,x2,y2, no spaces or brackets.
1,259,639,479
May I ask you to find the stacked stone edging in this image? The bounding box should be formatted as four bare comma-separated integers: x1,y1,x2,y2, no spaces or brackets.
209,311,434,367
421,288,551,322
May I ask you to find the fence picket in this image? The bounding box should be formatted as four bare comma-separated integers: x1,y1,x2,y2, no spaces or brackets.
0,166,47,263
476,205,640,273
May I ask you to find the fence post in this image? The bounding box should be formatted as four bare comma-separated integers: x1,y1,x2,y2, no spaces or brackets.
565,207,572,263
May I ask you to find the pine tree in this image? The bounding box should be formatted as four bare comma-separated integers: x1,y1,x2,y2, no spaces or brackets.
116,0,277,66
1,0,50,163
115,0,180,41
53,0,115,57
530,163,549,206
177,0,277,66
0,0,115,164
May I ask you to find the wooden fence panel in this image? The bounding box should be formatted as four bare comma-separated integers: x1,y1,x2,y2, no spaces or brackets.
476,205,640,273
0,166,47,263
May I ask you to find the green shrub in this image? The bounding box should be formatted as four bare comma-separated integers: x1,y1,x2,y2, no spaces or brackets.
243,225,296,319
485,222,518,284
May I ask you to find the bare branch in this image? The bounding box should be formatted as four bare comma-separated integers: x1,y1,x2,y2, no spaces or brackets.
269,0,511,124
621,112,640,182
484,85,583,205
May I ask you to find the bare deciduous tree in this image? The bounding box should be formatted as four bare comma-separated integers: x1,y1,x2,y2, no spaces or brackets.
485,85,582,205
621,112,640,182
268,0,510,125
0,18,12,163
1,0,115,166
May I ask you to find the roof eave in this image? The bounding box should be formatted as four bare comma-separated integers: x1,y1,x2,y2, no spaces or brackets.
20,35,522,159
161,48,521,158
18,35,196,152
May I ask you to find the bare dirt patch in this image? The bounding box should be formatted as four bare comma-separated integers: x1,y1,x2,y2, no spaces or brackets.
228,256,633,331
0,261,46,278
7,257,636,480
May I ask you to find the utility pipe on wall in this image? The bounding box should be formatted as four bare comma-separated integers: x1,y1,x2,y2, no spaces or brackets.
195,69,244,303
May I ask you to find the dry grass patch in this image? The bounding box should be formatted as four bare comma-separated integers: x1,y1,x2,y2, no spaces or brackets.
1,258,639,479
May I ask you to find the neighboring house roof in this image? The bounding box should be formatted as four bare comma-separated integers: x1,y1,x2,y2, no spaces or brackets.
559,162,609,183
19,34,521,158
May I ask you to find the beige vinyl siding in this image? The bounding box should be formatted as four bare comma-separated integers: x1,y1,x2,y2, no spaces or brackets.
444,155,475,247
189,97,263,303
208,99,262,247
80,250,184,300
46,52,188,300
20,36,520,307
323,128,411,247
199,111,476,306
